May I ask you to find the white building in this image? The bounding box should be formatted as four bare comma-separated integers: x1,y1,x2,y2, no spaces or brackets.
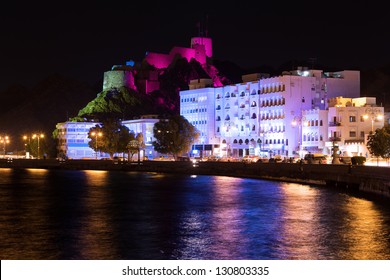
56,115,161,159
180,68,362,158
326,96,384,157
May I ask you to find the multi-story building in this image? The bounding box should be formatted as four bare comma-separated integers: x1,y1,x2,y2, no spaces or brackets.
56,115,160,159
180,67,363,158
326,96,384,157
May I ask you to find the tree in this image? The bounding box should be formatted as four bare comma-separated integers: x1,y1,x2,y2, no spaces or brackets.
88,118,131,159
367,125,390,164
152,115,199,159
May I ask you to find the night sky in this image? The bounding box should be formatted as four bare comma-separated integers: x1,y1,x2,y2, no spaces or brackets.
1,1,388,91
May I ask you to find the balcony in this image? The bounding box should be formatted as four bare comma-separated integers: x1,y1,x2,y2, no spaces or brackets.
329,122,341,127
329,136,341,141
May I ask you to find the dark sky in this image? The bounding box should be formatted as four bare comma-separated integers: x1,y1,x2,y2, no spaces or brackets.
1,0,388,91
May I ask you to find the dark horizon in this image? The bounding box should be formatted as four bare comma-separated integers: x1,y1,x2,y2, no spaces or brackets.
1,1,389,91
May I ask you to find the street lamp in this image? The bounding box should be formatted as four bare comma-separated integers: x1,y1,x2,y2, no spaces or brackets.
0,135,10,158
291,116,306,158
32,134,44,159
91,131,102,159
363,107,383,134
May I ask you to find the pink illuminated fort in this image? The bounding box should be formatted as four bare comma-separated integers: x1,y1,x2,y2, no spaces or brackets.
145,37,213,68
103,35,224,94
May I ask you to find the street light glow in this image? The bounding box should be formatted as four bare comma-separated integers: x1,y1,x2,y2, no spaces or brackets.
91,131,102,159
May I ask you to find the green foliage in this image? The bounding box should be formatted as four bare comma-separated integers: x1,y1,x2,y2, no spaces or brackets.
152,115,199,159
87,118,131,158
78,87,142,120
367,125,390,160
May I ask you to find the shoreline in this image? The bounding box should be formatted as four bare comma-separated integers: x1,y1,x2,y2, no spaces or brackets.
1,159,389,199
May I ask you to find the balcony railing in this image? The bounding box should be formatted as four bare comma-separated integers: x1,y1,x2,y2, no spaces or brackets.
329,122,341,127
329,136,341,141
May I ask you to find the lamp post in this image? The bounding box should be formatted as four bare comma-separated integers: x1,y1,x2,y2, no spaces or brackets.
363,107,383,134
32,134,44,159
0,135,10,158
291,116,306,158
23,135,30,158
91,131,102,159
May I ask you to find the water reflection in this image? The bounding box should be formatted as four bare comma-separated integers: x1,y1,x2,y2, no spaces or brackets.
276,183,322,259
0,169,390,260
79,170,115,259
340,197,390,259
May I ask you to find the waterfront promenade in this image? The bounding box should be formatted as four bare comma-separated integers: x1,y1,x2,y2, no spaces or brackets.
1,158,389,199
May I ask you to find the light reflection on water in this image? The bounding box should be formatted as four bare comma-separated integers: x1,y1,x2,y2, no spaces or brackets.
0,168,389,260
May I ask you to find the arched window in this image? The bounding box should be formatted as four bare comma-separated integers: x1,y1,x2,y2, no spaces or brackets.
320,120,323,126
251,101,257,107
251,90,256,95
222,139,227,144
245,139,249,145
216,116,221,121
239,139,243,144
216,105,221,110
233,139,238,144
217,127,220,132
240,91,245,97
225,92,230,98
252,125,256,131
251,113,257,119
225,103,230,109
225,115,230,121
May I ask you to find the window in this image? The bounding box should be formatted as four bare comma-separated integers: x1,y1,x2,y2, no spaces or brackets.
349,131,356,137
349,116,356,122
360,131,365,138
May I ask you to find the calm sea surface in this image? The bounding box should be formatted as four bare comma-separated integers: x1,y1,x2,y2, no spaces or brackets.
1,168,390,260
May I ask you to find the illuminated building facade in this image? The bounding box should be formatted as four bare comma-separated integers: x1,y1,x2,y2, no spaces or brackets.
326,96,384,157
180,68,363,158
56,115,160,159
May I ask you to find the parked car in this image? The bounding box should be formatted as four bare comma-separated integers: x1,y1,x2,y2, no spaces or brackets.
339,156,352,165
303,153,327,164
